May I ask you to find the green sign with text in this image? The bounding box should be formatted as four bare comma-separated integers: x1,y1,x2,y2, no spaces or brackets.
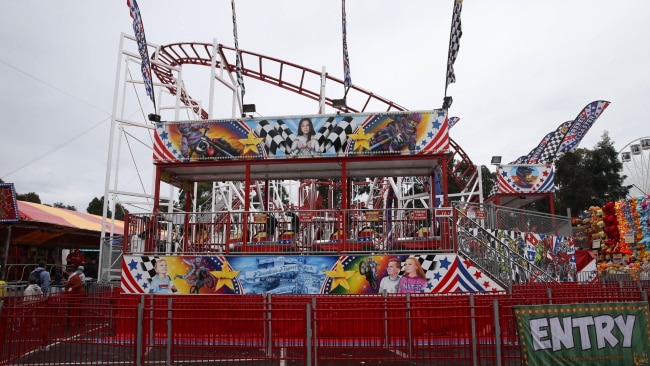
515,302,650,365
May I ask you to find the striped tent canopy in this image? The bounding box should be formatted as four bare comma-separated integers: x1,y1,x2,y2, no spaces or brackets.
0,201,123,249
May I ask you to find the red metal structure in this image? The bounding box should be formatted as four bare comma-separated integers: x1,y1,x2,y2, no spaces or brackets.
148,42,479,199
1,281,648,365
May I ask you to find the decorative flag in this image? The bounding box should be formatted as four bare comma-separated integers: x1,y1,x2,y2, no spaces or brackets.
127,0,156,110
342,0,352,90
231,0,245,100
516,120,572,164
445,0,463,94
536,120,573,164
555,100,610,155
448,116,460,129
518,131,554,164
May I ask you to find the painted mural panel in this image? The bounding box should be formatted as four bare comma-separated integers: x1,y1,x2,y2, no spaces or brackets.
121,253,503,295
496,164,555,194
153,110,448,162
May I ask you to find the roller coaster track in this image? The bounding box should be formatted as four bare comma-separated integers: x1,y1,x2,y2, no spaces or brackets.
150,42,478,199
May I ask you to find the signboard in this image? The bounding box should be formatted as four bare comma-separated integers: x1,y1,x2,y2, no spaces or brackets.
153,110,449,162
495,164,555,193
121,253,504,295
413,210,428,220
298,212,314,222
0,183,19,223
253,213,267,224
365,211,379,222
515,302,650,365
468,209,486,220
592,239,601,250
435,208,452,217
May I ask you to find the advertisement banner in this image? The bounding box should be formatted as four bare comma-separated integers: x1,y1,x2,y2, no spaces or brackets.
496,164,555,193
514,302,650,365
0,183,19,223
121,253,503,295
153,110,448,162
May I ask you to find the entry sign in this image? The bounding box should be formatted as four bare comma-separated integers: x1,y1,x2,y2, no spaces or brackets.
514,302,650,365
435,208,452,217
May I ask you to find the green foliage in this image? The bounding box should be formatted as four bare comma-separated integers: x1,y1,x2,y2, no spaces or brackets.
52,202,76,211
87,196,112,218
553,131,627,214
480,165,496,200
16,192,41,204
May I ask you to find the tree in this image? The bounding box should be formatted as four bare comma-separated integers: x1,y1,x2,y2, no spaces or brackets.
480,165,496,201
16,192,41,204
87,196,112,218
52,202,77,211
114,202,129,221
553,131,627,215
177,182,214,211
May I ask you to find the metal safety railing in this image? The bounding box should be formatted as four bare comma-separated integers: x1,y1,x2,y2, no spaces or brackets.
1,282,648,365
123,207,454,256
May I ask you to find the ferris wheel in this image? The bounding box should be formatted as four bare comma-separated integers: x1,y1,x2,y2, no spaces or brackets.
619,137,650,197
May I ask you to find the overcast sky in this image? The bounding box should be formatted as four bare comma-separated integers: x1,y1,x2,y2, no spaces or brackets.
1,1,648,211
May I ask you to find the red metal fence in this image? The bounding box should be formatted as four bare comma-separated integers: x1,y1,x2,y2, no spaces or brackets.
125,208,453,256
1,281,648,365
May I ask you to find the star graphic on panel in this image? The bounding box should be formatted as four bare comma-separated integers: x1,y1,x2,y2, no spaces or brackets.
322,260,356,292
210,259,241,292
439,257,451,270
348,128,373,152
128,259,139,271
238,131,263,155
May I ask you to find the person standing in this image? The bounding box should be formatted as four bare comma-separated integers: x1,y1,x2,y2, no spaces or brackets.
75,266,86,284
30,260,50,295
398,257,427,293
379,258,402,294
23,276,44,297
64,267,85,295
64,267,85,327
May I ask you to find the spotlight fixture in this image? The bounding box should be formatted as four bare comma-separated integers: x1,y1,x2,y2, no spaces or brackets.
490,156,502,165
332,98,347,110
148,113,161,122
442,96,453,109
242,104,256,114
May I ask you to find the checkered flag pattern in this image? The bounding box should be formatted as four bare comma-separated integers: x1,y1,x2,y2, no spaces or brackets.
140,256,157,284
325,116,357,153
312,117,336,153
127,0,156,109
445,0,463,88
398,254,438,276
231,0,245,99
276,120,297,154
254,120,286,155
537,121,572,164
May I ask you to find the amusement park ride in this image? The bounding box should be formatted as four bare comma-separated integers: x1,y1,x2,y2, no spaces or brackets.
99,33,578,295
